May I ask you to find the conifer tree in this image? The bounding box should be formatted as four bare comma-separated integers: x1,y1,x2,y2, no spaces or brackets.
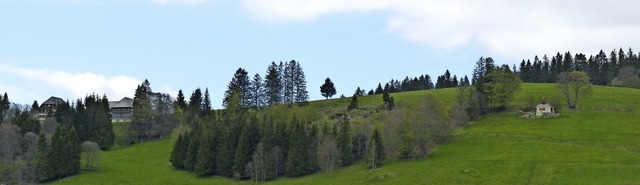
176,89,187,111
375,83,384,94
170,134,187,169
183,128,200,171
36,133,52,182
224,68,250,108
202,88,212,116
248,73,265,108
194,129,216,176
336,116,352,166
347,94,358,111
265,62,283,106
286,116,313,176
233,117,259,179
367,128,384,169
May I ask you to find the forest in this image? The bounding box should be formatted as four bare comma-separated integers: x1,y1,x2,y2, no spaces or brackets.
1,47,639,184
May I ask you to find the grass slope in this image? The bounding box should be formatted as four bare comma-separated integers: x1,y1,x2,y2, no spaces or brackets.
54,84,640,185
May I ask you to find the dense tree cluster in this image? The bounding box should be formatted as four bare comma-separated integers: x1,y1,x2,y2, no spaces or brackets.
53,94,114,149
516,48,640,88
131,80,177,143
171,91,385,181
224,61,309,109
469,57,523,113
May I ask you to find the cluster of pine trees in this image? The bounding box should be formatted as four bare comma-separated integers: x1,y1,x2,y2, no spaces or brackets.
224,60,309,109
435,70,470,89
370,74,434,96
515,48,640,87
170,102,384,181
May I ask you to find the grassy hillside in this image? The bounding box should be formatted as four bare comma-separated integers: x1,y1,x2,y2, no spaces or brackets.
53,84,640,185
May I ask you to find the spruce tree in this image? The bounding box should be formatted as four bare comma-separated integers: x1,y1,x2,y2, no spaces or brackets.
336,116,352,166
36,133,51,182
232,117,259,179
224,68,251,108
176,89,187,111
375,83,384,94
286,116,309,176
170,134,187,169
202,88,212,116
194,130,216,176
249,73,265,108
265,62,283,106
97,95,114,149
183,128,200,171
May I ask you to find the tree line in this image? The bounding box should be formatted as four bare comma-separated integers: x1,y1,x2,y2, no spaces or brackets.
358,70,469,98
515,48,640,88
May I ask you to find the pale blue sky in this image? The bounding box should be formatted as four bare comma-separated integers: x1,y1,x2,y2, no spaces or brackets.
1,0,638,107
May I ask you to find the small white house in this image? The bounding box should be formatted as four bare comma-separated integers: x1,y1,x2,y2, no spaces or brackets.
536,99,553,114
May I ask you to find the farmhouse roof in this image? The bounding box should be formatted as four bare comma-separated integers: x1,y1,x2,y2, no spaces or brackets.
42,96,65,105
109,97,133,108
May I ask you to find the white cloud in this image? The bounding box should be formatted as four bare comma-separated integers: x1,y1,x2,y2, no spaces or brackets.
242,0,640,59
0,64,143,103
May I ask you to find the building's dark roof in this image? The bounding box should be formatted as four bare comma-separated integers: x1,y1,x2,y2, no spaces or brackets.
109,97,133,108
41,96,65,105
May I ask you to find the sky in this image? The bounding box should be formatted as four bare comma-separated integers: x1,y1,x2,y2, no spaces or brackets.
1,0,639,108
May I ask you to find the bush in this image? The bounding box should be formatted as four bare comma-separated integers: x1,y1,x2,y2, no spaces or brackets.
81,141,102,171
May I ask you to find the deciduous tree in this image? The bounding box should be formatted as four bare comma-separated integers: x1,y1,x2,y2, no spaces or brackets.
557,71,593,109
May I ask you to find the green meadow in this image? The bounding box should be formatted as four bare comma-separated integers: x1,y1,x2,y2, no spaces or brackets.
53,84,640,185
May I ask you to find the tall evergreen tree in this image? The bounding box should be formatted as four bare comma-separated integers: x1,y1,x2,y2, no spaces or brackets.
202,88,212,116
232,116,260,179
170,134,187,169
176,89,187,111
265,62,283,106
132,80,155,142
0,92,8,122
36,133,51,182
285,115,314,176
248,73,265,108
224,68,251,108
188,88,203,118
49,124,81,180
336,116,352,166
374,83,384,94
194,129,217,176
282,60,309,105
97,95,114,149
